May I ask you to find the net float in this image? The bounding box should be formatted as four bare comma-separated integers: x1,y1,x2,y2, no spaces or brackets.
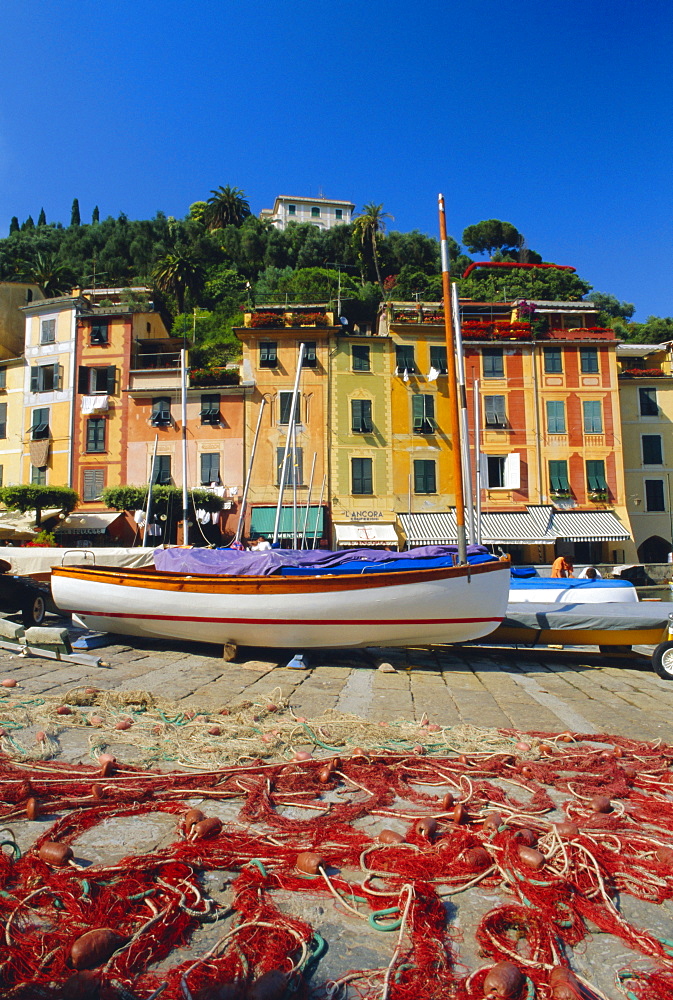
100,760,115,777
295,716,306,723
549,966,583,999
517,846,545,870
0,729,6,738
483,811,503,833
296,851,324,875
440,792,455,811
62,970,102,1000
483,961,526,998
38,841,74,866
89,716,103,727
115,719,132,731
514,741,531,752
514,828,537,847
351,747,367,760
463,847,491,870
185,710,195,719
191,817,223,840
249,970,289,1000
57,705,73,715
412,744,426,755
98,753,115,766
540,744,555,756
520,766,535,780
378,829,405,845
458,754,469,765
208,726,221,736
415,817,437,839
426,723,442,732
613,746,624,758
184,808,206,832
26,797,40,820
293,750,313,761
590,795,612,813
70,928,125,970
266,703,278,712
36,730,47,742
622,765,638,779
91,783,105,801
219,708,230,716
559,732,575,743
554,822,579,838
1,678,17,687
453,803,469,825
84,687,99,694
655,845,673,865
318,765,333,784
330,756,342,769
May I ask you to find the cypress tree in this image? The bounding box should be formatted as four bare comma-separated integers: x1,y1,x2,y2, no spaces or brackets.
92,205,100,224
21,215,35,231
37,207,47,226
9,217,19,234
70,198,81,226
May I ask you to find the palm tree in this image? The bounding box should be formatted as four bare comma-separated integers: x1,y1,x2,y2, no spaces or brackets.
204,186,251,230
151,251,204,313
352,203,393,291
25,253,75,297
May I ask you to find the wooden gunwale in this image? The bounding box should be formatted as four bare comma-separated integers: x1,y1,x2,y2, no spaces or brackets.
52,557,508,596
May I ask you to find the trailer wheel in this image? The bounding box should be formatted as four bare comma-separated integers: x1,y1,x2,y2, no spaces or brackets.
22,593,46,628
652,640,673,680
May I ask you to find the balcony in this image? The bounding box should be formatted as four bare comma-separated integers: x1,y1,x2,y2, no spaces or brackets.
619,367,668,379
128,351,181,391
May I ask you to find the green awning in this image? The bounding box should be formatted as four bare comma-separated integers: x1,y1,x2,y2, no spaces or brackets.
250,506,324,539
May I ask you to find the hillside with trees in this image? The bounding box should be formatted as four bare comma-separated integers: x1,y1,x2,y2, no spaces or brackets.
1,192,668,346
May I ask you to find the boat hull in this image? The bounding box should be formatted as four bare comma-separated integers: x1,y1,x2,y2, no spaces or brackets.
51,560,510,649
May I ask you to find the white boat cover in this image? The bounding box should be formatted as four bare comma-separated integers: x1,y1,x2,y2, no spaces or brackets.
501,602,670,634
0,547,155,577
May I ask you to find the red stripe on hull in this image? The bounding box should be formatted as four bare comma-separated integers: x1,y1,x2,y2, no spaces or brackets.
71,610,504,627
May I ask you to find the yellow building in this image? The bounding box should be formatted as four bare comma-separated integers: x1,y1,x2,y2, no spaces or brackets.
617,342,673,563
0,282,44,359
20,296,85,487
235,308,335,543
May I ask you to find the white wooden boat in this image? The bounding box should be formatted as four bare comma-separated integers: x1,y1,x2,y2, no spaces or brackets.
509,577,638,604
51,557,510,649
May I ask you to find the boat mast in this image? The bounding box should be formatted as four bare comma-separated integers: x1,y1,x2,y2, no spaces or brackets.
473,377,483,545
301,451,317,549
235,397,266,545
452,283,475,545
273,342,306,546
438,194,467,565
180,348,189,546
143,436,159,547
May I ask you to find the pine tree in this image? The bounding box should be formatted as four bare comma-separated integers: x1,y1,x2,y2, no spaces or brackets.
9,217,19,234
70,198,81,226
37,207,47,226
92,205,99,224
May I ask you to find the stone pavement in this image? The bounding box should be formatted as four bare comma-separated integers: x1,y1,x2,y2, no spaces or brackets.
1,619,671,743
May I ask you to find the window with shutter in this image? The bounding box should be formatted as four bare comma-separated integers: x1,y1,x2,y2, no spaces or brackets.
586,460,607,491
486,456,505,488
302,342,317,367
639,387,658,416
645,479,665,511
351,457,373,495
31,364,60,392
276,447,304,486
412,395,435,433
549,460,570,492
413,460,436,494
483,348,504,378
200,452,221,485
152,455,172,484
83,469,105,501
151,398,171,426
279,392,301,425
395,345,416,373
90,321,109,345
31,465,47,485
544,348,563,373
0,368,6,389
40,319,56,344
580,349,599,373
642,435,663,465
31,408,49,439
200,394,221,424
352,345,370,372
429,346,448,374
86,418,106,453
583,400,603,433
0,403,6,440
351,399,373,433
546,400,566,434
259,341,278,368
484,395,506,428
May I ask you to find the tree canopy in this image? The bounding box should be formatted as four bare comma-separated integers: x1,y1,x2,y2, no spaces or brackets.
462,219,523,257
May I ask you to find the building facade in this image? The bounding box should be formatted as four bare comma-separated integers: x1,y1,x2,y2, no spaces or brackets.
260,195,355,231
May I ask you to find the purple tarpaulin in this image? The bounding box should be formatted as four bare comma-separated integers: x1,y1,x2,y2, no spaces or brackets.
154,545,490,578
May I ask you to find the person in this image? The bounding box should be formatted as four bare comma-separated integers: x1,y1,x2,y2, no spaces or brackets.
250,534,272,552
551,555,574,578
578,565,602,579
229,537,247,551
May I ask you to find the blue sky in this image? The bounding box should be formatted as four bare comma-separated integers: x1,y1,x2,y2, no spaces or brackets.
1,0,671,318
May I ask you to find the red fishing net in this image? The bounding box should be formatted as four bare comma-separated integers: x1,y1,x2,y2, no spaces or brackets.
0,731,671,998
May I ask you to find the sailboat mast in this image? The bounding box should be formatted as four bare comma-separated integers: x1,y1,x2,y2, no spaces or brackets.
438,194,467,565
452,283,475,545
180,348,189,546
273,342,306,545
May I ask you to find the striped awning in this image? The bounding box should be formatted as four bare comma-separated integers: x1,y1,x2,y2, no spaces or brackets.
549,509,631,542
400,507,631,546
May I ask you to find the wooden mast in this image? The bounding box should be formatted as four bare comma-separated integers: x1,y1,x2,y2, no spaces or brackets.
438,194,467,564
